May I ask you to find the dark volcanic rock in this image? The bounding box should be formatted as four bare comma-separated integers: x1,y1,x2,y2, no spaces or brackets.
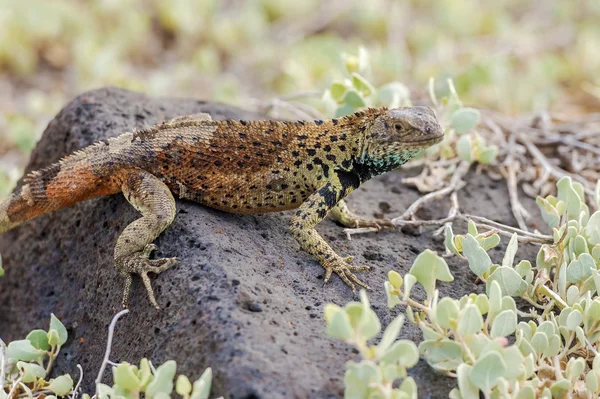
0,88,537,398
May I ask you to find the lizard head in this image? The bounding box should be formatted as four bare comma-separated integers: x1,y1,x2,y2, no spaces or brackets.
359,106,444,167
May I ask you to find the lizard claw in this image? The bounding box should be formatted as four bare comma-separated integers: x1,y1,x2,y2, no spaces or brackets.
322,256,371,292
359,218,395,231
117,247,179,310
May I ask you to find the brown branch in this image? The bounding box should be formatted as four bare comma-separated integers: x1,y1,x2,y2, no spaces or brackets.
398,160,470,221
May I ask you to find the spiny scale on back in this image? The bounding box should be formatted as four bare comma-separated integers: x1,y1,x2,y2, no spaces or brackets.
0,106,444,309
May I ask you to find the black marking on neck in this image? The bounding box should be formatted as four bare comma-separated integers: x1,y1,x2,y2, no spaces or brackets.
351,151,419,182
336,169,361,194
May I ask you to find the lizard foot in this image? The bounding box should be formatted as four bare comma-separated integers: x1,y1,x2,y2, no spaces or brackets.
323,255,371,292
117,244,179,310
351,217,395,231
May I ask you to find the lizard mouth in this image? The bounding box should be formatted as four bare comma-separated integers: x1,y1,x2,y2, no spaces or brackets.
402,135,444,147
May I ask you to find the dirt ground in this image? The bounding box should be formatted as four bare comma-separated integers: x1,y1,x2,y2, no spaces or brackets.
0,88,542,398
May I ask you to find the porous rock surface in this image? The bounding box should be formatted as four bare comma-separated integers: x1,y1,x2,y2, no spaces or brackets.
0,88,538,398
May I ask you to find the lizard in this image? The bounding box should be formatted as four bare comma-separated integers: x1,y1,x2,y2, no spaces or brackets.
0,106,444,309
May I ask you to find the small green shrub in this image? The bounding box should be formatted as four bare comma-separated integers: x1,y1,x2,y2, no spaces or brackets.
1,312,221,399
326,176,600,398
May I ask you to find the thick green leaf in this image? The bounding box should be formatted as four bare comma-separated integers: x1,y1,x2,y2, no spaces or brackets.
517,321,533,341
502,233,518,268
451,107,480,134
593,244,600,261
474,294,490,315
6,339,46,362
515,260,532,278
403,274,417,300
587,300,600,324
468,220,478,236
377,82,410,108
330,81,347,101
490,310,517,338
462,234,491,277
27,329,50,351
515,385,536,399
190,368,213,399
456,135,473,162
381,340,419,367
146,361,176,398
573,234,589,256
567,254,594,283
409,249,453,299
566,357,586,380
176,375,192,396
486,266,527,297
566,285,580,305
324,304,341,324
398,377,417,397
351,72,375,96
488,281,502,314
419,339,463,371
445,225,461,256
437,297,460,329
456,363,479,398
543,335,561,358
536,197,561,228
138,358,153,390
501,346,524,380
537,320,556,338
457,304,483,336
478,145,498,164
343,90,365,108
344,302,363,329
49,314,68,346
114,362,142,392
566,309,583,330
17,361,47,383
478,233,501,251
470,351,506,392
47,375,74,396
420,324,443,341
357,290,381,341
325,308,352,340
557,177,586,220
585,370,600,393
335,104,356,118
388,270,403,289
344,361,380,399
530,332,549,355
96,384,114,399
384,281,401,308
376,315,404,355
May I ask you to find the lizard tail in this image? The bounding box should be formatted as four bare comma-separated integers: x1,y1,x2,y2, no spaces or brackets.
0,148,123,235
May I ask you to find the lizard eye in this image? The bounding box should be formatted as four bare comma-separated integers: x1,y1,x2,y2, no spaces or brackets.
393,123,403,132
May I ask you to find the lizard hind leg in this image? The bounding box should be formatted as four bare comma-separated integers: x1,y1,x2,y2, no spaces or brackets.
115,169,178,309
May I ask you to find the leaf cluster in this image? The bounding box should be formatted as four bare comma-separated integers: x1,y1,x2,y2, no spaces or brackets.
1,315,220,399
324,291,419,399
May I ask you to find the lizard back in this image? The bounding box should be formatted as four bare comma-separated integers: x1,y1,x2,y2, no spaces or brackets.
135,116,368,214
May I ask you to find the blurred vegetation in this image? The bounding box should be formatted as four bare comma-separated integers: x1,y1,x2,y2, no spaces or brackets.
1,0,600,197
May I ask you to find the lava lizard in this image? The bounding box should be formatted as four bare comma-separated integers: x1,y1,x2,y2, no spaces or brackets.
0,106,443,308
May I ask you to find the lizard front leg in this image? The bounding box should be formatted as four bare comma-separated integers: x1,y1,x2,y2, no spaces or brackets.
115,169,178,309
329,199,394,230
290,182,370,291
